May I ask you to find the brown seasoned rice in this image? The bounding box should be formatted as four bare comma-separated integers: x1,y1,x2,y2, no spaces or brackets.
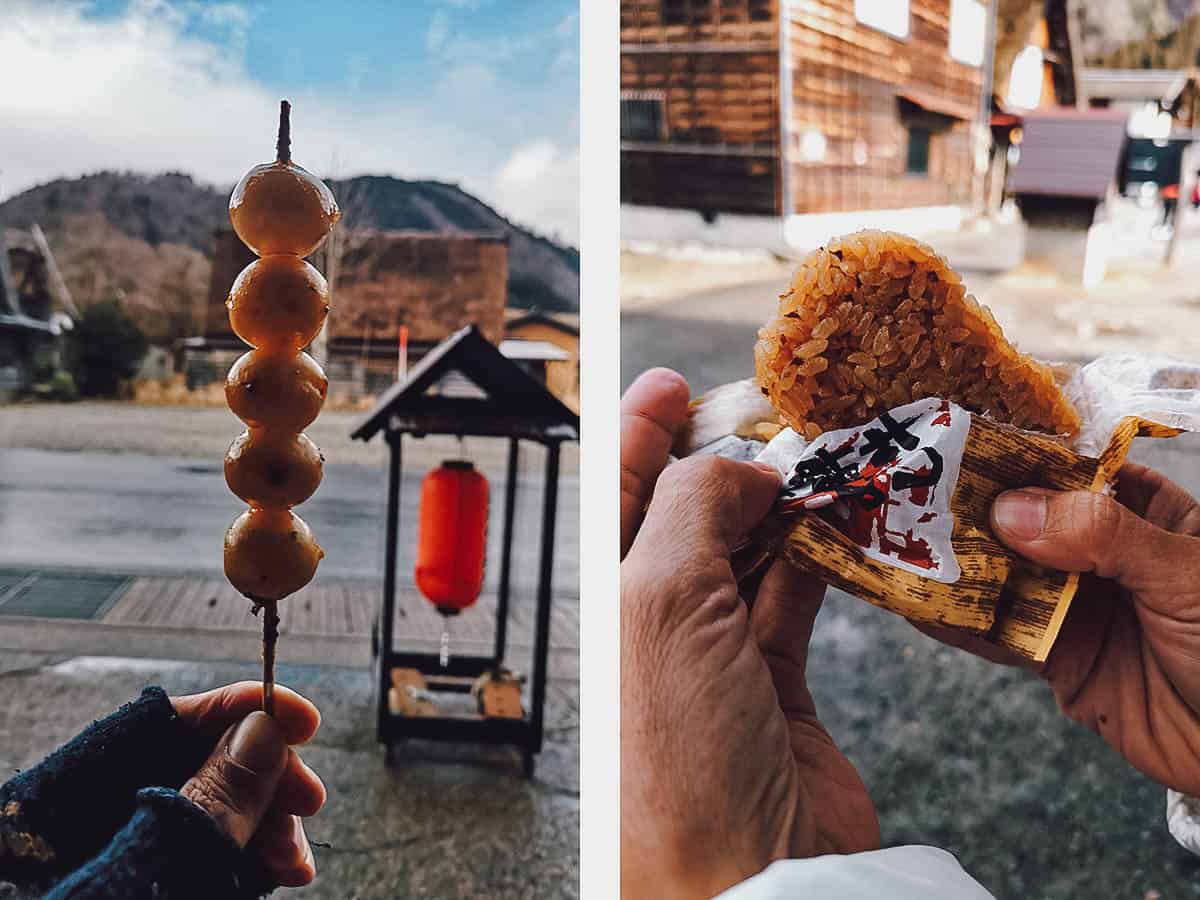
754,231,1081,440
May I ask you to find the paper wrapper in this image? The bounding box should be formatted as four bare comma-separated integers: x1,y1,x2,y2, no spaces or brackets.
677,355,1200,664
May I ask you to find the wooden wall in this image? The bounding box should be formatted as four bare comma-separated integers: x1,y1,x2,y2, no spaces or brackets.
620,0,783,216
205,229,507,347
330,231,507,346
619,0,986,220
785,0,984,215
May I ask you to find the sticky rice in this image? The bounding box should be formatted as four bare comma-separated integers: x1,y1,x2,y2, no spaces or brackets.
754,230,1081,441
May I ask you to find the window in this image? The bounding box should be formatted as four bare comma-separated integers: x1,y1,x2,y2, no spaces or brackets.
855,0,909,39
1006,45,1044,110
949,0,986,67
906,128,931,175
620,94,665,141
799,129,827,163
662,0,688,26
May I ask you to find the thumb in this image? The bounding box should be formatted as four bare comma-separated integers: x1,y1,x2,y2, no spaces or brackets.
990,487,1192,591
181,711,288,847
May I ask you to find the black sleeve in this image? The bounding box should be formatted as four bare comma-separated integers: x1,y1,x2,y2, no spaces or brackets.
0,687,208,884
41,788,273,900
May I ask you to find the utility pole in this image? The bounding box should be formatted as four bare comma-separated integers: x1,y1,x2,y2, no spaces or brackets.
974,0,1001,219
1167,21,1200,267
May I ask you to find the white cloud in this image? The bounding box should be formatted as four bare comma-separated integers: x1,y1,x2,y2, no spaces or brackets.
0,1,578,245
493,140,579,245
426,9,450,53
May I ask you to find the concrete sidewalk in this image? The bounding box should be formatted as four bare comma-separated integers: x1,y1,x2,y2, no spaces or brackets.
0,565,579,678
0,654,579,899
0,566,581,898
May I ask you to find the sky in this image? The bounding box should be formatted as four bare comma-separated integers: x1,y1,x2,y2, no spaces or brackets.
0,0,580,244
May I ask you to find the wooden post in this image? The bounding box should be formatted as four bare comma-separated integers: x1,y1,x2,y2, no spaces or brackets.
529,441,560,754
974,0,1000,218
1167,140,1197,267
30,224,80,318
494,437,520,668
377,430,402,741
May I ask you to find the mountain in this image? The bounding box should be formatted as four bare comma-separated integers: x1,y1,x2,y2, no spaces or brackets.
0,171,579,342
329,175,579,314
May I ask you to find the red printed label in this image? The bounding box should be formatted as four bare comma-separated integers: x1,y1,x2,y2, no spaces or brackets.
758,398,969,583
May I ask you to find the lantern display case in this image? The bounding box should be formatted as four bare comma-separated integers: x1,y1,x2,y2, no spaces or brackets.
351,325,578,777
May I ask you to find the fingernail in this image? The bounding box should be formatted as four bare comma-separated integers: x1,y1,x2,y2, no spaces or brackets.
227,711,285,773
993,490,1048,541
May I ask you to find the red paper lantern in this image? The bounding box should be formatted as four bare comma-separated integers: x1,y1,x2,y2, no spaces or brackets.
415,460,489,615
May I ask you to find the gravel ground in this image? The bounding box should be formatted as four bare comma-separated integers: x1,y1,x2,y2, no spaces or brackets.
810,592,1200,899
0,402,578,473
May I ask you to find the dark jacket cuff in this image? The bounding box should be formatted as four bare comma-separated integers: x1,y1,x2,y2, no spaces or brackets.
42,788,273,899
0,687,208,883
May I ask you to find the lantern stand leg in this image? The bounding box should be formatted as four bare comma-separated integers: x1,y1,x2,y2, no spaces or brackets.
494,437,520,670
378,430,403,747
528,440,560,770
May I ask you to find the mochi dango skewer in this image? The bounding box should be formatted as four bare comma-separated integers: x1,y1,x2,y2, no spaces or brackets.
223,100,339,716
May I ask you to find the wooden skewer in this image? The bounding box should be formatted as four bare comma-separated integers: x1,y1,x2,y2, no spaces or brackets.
261,599,280,716
276,99,291,165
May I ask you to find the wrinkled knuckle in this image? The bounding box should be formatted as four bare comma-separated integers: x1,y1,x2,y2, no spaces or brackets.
619,461,648,501
1044,492,1115,548
1080,493,1124,553
182,768,242,830
659,455,713,491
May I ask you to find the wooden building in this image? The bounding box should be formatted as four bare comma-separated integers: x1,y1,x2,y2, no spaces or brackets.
0,227,73,400
504,309,580,413
620,0,991,247
186,228,570,402
189,228,508,396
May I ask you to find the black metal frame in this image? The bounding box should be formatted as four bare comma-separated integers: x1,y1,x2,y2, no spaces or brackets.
375,429,562,775
353,326,577,777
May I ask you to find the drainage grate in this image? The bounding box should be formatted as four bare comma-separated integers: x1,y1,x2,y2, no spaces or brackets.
0,571,131,620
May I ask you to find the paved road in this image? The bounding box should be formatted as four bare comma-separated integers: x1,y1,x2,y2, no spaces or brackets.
0,449,578,596
622,306,1200,899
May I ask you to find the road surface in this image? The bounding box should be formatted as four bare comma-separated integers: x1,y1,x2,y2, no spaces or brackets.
0,448,578,595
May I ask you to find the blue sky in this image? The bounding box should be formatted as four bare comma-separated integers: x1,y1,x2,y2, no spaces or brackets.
1,1,580,242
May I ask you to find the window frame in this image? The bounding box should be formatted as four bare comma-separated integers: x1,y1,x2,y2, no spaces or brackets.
620,91,668,143
854,0,911,41
949,0,987,68
906,127,932,176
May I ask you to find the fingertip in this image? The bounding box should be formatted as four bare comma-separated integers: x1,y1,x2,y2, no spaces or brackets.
255,812,316,886
274,863,316,888
749,460,783,482
279,749,326,817
635,367,689,396
271,685,322,745
739,457,784,508
622,368,691,424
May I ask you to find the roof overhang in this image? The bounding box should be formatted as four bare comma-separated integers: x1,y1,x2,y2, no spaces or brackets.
498,339,571,362
351,325,579,444
898,89,977,123
0,313,54,334
1008,108,1129,200
1079,68,1195,105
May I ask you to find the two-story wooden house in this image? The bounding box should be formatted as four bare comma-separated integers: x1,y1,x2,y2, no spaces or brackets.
621,0,992,248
